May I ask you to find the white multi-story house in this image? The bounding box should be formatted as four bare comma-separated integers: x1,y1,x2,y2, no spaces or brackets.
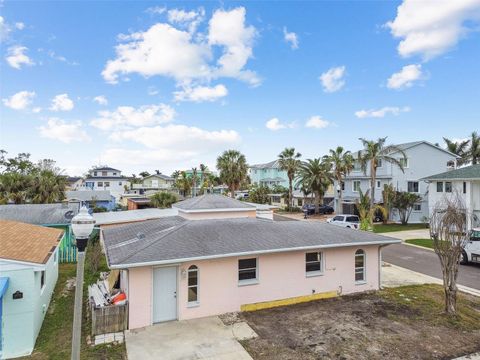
335,141,459,223
423,164,480,229
80,166,130,200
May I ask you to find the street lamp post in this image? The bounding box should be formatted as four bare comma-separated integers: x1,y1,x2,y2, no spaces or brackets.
70,206,95,360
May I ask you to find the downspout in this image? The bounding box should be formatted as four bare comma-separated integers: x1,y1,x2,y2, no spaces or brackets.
378,245,384,290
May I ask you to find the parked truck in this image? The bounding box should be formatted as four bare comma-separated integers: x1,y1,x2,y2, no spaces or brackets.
461,228,480,265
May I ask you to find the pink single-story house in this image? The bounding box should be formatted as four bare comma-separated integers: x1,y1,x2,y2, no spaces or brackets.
101,195,400,329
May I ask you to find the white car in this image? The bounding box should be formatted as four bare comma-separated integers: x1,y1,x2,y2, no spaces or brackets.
460,228,480,265
327,215,360,229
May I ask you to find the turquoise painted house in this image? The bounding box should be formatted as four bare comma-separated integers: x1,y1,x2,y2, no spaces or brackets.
0,220,63,359
249,160,289,187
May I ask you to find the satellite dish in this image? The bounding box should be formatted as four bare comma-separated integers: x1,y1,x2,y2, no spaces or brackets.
64,210,75,220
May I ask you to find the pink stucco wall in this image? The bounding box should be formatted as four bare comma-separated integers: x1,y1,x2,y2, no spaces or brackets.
126,245,381,328
127,266,152,329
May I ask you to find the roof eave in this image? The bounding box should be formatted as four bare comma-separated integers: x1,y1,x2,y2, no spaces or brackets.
108,239,401,269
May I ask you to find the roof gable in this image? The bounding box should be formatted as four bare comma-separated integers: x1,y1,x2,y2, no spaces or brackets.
0,220,64,264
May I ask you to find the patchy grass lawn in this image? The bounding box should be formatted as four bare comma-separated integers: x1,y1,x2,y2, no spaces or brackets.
405,238,435,249
25,241,126,360
373,223,428,233
241,284,480,360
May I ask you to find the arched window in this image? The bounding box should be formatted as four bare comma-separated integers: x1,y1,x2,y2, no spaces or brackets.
355,249,365,283
187,265,199,304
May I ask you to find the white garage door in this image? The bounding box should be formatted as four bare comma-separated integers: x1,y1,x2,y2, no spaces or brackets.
153,267,177,323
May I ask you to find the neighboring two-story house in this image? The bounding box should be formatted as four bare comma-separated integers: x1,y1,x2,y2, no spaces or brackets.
81,167,129,200
131,173,175,196
249,160,289,188
423,165,480,229
336,141,459,223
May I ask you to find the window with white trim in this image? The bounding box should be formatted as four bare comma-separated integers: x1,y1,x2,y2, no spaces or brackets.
376,180,381,189
355,249,365,283
399,158,409,168
40,270,46,289
413,203,421,211
353,180,361,192
187,265,199,304
436,182,443,192
407,181,419,193
376,159,382,168
445,182,452,193
305,252,323,276
238,258,257,284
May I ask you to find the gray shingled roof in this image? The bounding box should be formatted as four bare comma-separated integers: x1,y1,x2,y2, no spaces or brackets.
103,217,399,267
92,166,121,172
422,165,480,181
66,190,113,202
173,194,254,211
0,203,79,225
249,160,280,169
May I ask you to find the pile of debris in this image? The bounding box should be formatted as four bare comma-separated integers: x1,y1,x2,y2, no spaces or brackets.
88,270,126,307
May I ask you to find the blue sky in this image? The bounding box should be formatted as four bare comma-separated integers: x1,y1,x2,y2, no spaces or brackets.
1,1,479,176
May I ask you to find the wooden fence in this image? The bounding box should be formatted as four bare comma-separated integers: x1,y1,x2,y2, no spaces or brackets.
90,302,128,336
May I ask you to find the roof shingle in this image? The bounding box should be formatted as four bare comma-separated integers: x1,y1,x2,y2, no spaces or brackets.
422,165,480,181
173,194,254,211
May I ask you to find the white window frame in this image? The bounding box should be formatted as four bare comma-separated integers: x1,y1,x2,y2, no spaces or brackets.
40,270,46,293
399,158,409,168
445,181,452,193
352,180,361,193
376,180,381,189
238,257,258,286
376,159,383,168
355,249,366,284
413,203,422,212
305,251,324,277
407,181,419,193
436,181,443,193
187,265,199,307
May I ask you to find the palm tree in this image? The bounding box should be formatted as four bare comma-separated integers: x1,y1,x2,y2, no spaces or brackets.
324,146,354,214
468,131,480,165
171,170,181,180
296,158,333,214
191,167,198,198
355,189,387,231
216,150,248,198
443,137,470,166
0,172,30,204
278,147,302,211
199,164,208,194
149,191,178,208
30,169,67,204
174,171,191,197
357,137,406,209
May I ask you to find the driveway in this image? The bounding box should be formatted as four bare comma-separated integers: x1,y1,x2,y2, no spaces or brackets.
125,316,255,360
381,228,430,240
383,243,480,290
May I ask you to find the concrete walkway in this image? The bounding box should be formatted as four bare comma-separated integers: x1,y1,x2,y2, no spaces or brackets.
125,316,256,360
381,228,430,240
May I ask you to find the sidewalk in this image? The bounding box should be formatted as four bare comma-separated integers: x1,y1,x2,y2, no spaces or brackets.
381,228,430,241
382,262,480,297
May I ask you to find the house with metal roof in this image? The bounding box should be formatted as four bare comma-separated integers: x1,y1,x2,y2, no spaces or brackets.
0,220,64,358
422,164,480,229
336,140,460,223
101,194,399,329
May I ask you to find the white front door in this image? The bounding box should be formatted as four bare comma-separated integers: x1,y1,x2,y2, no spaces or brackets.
153,267,177,323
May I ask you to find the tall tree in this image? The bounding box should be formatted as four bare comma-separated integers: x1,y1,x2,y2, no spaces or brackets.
216,150,248,198
199,164,208,194
139,171,151,178
355,189,386,231
278,147,302,211
443,137,470,166
191,167,198,197
468,131,480,165
357,137,406,209
296,158,333,214
174,171,191,197
29,169,67,204
150,191,178,208
324,146,354,214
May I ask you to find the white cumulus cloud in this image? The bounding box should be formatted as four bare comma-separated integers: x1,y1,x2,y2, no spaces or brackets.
109,124,240,153
355,106,411,119
319,66,346,93
386,0,480,60
5,45,35,69
93,95,108,105
2,90,35,110
50,94,74,111
265,117,296,131
305,115,330,129
90,104,175,131
168,8,205,33
174,84,228,102
283,27,299,49
102,7,259,89
39,118,91,143
387,64,423,89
